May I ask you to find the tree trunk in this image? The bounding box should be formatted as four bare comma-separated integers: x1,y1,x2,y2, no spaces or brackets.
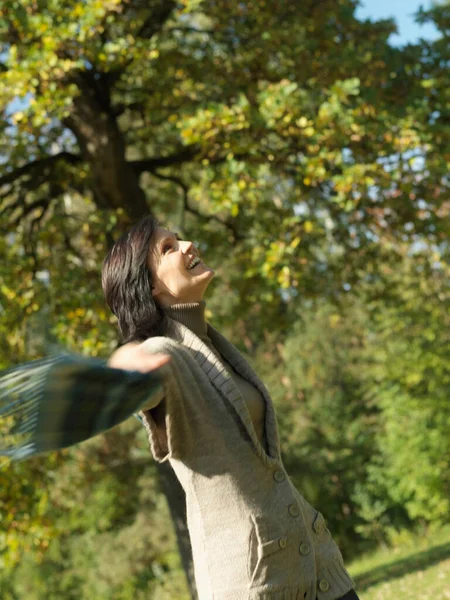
64,77,150,221
157,462,197,599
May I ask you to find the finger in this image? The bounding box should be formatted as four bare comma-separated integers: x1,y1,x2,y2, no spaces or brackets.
148,354,171,369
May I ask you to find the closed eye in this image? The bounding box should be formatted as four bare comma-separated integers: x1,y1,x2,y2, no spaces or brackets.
161,232,181,255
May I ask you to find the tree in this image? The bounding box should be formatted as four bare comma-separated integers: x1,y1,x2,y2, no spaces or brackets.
1,1,447,314
252,298,378,556
1,0,449,594
359,247,450,528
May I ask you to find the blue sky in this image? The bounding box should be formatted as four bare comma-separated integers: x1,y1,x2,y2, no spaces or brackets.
356,0,439,45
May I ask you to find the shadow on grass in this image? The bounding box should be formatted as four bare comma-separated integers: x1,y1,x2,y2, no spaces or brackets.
353,541,450,591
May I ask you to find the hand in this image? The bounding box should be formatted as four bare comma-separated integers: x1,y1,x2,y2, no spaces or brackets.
108,343,171,373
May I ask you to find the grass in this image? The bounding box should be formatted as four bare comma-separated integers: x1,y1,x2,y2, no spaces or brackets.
348,527,450,600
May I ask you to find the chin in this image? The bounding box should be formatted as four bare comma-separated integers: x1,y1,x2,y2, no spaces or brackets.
203,267,215,280
199,268,215,292
194,263,215,277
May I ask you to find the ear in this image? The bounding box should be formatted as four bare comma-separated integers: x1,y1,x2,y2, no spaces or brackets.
151,281,162,297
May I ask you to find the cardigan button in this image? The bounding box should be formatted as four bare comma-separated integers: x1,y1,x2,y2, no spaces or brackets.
299,542,310,555
318,579,330,592
278,536,287,549
273,470,286,483
288,503,300,517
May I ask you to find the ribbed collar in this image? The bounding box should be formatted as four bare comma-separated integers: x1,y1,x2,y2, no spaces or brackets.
164,302,209,342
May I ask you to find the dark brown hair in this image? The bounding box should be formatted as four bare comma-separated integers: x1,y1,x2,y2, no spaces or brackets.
102,215,167,343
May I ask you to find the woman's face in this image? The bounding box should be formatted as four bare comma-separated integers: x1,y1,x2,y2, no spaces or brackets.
147,227,215,306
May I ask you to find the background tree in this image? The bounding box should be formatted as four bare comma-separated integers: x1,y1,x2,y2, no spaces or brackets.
1,0,449,597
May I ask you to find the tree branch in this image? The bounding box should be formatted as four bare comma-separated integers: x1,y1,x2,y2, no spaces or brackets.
12,198,50,228
168,26,215,35
0,190,27,227
90,1,177,95
0,152,82,188
112,100,145,118
130,146,255,176
135,1,177,39
130,145,199,175
151,170,242,242
29,199,52,234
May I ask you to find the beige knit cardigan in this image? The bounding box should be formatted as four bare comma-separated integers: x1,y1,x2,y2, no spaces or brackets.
139,318,354,600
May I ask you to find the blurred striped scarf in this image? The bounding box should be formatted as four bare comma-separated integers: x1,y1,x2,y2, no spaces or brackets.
0,354,163,460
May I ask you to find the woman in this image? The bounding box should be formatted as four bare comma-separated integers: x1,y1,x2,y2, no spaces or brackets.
103,215,359,600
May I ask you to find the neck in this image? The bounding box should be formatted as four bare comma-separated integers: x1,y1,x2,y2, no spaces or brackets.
165,301,209,341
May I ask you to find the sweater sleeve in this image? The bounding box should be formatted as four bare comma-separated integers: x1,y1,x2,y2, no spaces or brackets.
0,354,164,460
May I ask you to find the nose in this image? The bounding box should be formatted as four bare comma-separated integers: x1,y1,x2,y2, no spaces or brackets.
179,240,194,254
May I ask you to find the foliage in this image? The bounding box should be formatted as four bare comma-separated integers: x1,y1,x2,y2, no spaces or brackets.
358,250,450,527
1,423,188,600
252,246,449,555
252,299,378,555
0,0,449,596
1,0,449,340
0,453,63,572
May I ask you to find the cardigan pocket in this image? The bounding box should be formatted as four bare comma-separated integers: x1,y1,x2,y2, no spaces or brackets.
247,515,288,588
300,497,331,541
300,499,345,573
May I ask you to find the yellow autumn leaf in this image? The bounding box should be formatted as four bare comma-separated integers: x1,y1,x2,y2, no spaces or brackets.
296,116,308,127
329,314,341,328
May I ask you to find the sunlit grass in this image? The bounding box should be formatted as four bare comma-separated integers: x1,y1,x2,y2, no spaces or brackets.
349,527,450,600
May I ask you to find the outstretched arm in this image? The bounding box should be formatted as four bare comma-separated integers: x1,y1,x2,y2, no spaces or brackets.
0,351,170,460
108,343,171,411
108,343,170,372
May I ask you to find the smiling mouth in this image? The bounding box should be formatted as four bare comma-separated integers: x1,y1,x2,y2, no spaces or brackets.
187,256,202,270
